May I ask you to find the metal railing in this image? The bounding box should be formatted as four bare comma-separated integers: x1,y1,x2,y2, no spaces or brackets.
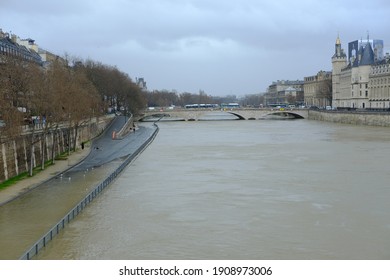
19,124,159,260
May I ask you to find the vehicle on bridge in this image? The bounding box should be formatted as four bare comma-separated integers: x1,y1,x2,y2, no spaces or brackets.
185,104,219,109
221,103,239,109
268,103,288,108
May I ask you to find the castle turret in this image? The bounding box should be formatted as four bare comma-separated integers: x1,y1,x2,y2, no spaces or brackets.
332,35,347,108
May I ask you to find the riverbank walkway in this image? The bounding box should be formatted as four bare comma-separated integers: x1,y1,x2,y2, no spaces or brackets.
0,116,153,206
0,117,158,259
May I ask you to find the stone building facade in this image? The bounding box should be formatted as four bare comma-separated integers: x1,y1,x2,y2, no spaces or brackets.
264,80,304,106
369,57,390,109
303,71,332,108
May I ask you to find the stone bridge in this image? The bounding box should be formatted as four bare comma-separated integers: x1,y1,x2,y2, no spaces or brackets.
138,108,308,121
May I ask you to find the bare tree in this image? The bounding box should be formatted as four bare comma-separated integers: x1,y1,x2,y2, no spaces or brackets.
318,79,332,106
80,59,145,115
0,55,25,139
26,61,50,171
69,67,100,151
0,55,42,176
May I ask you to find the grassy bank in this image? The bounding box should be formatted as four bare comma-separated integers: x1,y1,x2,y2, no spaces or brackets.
0,152,69,191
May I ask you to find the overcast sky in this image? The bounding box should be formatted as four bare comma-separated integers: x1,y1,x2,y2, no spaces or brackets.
1,0,390,96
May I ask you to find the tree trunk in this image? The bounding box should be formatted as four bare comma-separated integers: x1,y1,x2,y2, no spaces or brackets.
41,134,46,170
29,125,36,177
51,127,58,165
67,127,71,156
73,124,79,152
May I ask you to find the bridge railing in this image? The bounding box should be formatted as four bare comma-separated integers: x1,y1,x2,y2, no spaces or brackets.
19,124,159,260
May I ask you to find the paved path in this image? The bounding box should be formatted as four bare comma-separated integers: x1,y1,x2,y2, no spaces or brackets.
0,116,155,206
71,117,154,173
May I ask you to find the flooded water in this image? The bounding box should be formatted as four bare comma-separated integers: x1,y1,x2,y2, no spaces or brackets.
0,160,120,259
31,118,390,260
38,120,390,259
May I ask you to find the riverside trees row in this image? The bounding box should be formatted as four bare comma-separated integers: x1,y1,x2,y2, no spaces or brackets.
0,55,146,176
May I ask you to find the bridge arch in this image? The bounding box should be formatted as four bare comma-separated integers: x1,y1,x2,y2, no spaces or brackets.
226,112,246,120
262,111,305,119
287,112,305,119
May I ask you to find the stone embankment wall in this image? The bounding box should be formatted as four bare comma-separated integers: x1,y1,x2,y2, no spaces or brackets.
0,116,114,183
308,110,390,127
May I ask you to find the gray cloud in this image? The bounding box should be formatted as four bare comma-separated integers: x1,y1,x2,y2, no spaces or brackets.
1,0,390,95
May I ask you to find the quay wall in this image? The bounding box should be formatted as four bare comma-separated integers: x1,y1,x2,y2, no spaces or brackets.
0,116,114,184
308,110,390,127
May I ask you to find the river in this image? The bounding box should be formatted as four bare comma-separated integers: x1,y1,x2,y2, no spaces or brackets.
21,118,390,259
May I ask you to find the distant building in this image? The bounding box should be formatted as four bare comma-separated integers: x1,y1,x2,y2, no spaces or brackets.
332,34,389,109
304,71,332,108
15,33,64,67
37,48,65,67
264,80,304,106
136,77,147,90
0,28,64,67
0,29,42,65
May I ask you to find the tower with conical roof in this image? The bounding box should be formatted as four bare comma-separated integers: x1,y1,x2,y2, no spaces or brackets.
359,40,375,66
331,35,347,108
